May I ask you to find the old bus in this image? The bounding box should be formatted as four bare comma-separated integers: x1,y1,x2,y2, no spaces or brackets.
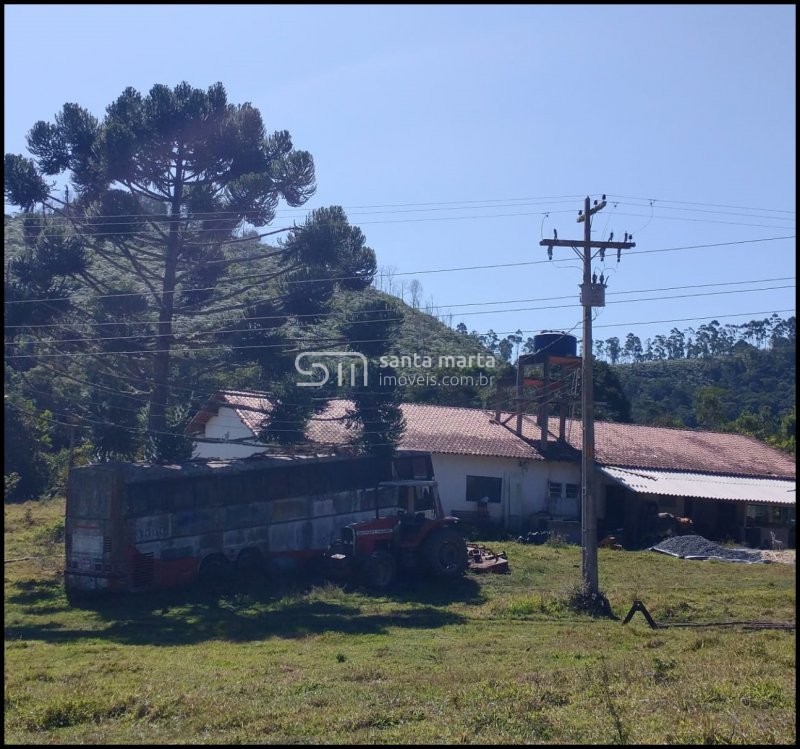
64,450,438,594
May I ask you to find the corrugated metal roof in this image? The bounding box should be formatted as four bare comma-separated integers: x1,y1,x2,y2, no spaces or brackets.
600,466,796,505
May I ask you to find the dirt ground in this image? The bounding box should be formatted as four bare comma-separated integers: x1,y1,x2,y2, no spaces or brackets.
760,549,796,564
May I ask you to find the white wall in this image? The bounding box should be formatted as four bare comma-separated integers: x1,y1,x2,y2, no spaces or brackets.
192,407,264,460
431,453,582,532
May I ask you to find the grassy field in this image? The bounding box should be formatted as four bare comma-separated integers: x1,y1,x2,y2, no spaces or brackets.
4,498,796,745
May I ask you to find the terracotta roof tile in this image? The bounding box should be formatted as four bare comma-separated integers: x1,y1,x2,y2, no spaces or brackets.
398,403,539,459
305,401,538,459
189,391,795,479
515,414,796,479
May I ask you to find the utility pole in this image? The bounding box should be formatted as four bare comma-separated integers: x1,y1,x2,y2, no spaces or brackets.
539,195,635,595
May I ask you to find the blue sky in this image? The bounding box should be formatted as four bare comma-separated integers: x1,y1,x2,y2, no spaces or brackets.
4,4,796,352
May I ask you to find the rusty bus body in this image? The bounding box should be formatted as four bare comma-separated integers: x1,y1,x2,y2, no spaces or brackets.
64,451,434,594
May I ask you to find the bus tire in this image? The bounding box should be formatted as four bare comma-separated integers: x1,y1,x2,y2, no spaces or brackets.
198,554,232,592
236,548,263,579
423,528,467,579
361,549,397,590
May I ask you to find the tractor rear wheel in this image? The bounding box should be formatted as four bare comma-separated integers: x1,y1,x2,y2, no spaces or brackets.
361,549,397,590
423,528,468,579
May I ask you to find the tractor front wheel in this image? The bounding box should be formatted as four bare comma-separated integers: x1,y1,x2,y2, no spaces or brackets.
361,549,397,590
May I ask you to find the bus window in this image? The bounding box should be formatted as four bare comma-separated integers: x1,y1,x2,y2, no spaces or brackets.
377,485,409,515
306,464,326,495
225,503,256,530
377,485,399,511
269,470,289,500
327,462,350,492
219,475,244,506
128,490,147,517
193,477,215,509
145,483,165,514
289,469,309,497
250,472,272,503
171,482,194,511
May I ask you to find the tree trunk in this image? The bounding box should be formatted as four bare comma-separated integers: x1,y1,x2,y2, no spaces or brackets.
148,157,183,437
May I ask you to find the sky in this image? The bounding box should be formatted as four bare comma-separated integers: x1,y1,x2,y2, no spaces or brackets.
4,4,796,355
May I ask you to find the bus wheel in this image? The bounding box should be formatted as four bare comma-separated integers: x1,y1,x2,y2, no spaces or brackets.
198,554,232,593
361,549,397,590
236,548,264,579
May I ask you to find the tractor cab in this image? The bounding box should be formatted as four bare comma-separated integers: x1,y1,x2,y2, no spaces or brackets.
377,480,441,520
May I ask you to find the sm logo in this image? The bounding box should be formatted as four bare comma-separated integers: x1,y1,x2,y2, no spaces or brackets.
295,351,369,387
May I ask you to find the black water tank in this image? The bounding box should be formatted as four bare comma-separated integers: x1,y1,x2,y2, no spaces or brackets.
524,331,577,363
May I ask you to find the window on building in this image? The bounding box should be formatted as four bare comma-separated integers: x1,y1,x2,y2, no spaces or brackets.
550,482,581,500
466,475,502,504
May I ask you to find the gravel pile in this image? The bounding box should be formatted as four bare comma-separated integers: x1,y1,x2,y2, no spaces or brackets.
651,534,764,563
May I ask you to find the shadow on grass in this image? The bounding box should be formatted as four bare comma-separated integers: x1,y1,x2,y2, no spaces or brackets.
5,572,480,647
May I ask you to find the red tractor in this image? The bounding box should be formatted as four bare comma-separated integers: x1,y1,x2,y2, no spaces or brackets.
325,479,468,589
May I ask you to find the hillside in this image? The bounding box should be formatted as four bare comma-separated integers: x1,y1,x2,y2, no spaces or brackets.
4,214,492,370
326,286,494,366
613,343,796,433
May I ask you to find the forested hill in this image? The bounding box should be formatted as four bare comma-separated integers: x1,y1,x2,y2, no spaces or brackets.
4,214,489,369
613,339,795,451
328,287,493,365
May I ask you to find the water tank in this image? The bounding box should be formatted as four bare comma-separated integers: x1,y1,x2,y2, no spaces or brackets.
521,331,577,364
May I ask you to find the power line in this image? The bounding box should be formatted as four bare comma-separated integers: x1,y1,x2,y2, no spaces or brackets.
7,200,794,243
608,200,795,222
6,276,794,332
15,200,589,227
4,235,795,306
9,312,793,420
606,194,795,216
591,309,796,331
6,275,794,334
5,284,795,347
6,308,795,361
9,192,795,221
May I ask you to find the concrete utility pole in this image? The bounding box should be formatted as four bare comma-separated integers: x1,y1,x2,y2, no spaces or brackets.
539,196,635,595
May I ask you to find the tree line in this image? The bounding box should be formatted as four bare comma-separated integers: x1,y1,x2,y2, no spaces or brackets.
442,315,795,366
594,315,794,364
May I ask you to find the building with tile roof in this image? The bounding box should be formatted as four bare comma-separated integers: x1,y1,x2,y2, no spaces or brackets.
187,391,795,548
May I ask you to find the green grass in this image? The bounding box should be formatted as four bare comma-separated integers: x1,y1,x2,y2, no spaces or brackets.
4,498,796,744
